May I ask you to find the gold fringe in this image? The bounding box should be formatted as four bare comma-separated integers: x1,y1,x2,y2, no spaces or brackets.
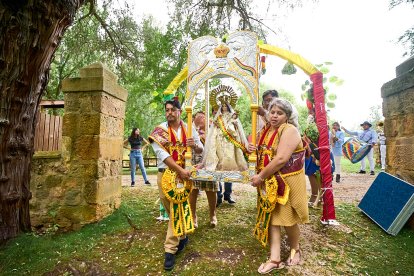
162,169,195,236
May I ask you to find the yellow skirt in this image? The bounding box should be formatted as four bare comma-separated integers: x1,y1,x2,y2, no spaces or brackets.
270,171,309,226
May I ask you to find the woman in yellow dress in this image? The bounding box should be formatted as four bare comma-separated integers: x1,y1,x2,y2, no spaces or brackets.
201,101,248,171
248,98,309,274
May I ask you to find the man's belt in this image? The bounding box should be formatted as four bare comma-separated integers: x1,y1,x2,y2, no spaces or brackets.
158,168,166,173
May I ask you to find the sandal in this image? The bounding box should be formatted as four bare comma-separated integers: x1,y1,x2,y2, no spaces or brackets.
210,215,217,228
286,248,302,266
258,259,285,274
308,194,318,207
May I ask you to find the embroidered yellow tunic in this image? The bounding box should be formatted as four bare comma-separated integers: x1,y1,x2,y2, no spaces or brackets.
269,124,309,226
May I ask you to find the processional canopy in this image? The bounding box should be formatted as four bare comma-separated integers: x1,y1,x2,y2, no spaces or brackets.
185,31,260,107
185,31,261,183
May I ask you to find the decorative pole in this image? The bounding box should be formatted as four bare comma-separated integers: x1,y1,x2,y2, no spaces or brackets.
185,105,193,170
310,72,337,224
249,103,259,175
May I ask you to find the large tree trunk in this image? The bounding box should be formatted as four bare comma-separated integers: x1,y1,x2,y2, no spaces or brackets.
0,0,84,243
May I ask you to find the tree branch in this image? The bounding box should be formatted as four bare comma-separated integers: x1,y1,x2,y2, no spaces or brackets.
77,0,95,21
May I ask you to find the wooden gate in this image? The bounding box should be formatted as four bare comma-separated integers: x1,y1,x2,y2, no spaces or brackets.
34,112,62,151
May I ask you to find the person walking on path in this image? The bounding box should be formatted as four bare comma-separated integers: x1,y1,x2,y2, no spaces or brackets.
249,98,309,273
377,121,386,170
342,121,377,175
330,122,345,182
124,127,151,186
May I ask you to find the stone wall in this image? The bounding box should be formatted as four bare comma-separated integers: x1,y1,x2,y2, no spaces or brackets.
381,56,414,229
30,63,127,230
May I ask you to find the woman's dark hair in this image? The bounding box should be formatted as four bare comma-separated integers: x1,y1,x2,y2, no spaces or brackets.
193,111,205,119
130,127,139,138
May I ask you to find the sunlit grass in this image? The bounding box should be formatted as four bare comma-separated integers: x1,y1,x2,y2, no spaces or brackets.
340,157,382,174
1,184,413,275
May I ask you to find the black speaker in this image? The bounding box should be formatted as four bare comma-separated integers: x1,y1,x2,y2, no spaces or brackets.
358,172,414,235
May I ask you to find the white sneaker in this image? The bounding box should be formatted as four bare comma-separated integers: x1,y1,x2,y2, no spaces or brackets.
163,217,170,221
156,216,164,221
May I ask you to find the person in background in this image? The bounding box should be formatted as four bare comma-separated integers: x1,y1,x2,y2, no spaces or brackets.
191,111,219,227
342,121,377,175
330,122,345,183
156,202,169,222
124,127,151,187
257,89,279,132
377,121,386,170
217,182,236,206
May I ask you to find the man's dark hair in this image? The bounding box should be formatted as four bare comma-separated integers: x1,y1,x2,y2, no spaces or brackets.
262,89,279,100
164,99,181,110
193,110,205,118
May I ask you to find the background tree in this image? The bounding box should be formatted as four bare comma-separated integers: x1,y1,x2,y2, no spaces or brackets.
368,104,384,129
390,0,414,56
167,0,316,41
45,1,141,101
0,0,86,242
123,17,188,137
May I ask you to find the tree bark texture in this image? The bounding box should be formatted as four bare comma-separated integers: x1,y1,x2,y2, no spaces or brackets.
0,0,84,243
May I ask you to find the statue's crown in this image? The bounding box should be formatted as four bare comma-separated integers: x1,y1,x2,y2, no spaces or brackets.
214,44,230,58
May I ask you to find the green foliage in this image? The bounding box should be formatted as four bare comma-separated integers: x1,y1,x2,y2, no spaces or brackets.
304,121,319,142
235,92,252,135
281,61,297,75
368,104,384,129
45,2,140,100
390,0,414,56
301,62,344,112
43,2,189,138
123,17,188,137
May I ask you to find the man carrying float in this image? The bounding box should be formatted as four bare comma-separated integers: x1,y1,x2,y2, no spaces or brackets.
148,98,203,271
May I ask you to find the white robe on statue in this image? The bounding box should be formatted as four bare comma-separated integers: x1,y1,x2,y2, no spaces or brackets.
202,104,248,171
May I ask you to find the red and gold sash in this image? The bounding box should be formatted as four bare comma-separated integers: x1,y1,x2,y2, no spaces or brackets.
149,121,195,236
149,121,188,168
168,121,187,167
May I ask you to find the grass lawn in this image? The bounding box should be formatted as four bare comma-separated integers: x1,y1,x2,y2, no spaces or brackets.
340,157,382,174
1,182,413,275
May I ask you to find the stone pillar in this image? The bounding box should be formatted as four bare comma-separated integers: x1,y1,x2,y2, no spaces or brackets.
60,63,127,228
381,56,414,229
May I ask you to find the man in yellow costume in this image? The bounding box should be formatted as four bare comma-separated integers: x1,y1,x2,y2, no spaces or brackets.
149,98,203,271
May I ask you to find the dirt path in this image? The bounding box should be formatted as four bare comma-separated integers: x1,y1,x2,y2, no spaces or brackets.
122,172,376,204
121,172,377,275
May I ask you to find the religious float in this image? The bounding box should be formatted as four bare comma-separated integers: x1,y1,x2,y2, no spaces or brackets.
161,31,338,238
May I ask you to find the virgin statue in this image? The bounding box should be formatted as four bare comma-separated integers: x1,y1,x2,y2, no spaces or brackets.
201,100,249,171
